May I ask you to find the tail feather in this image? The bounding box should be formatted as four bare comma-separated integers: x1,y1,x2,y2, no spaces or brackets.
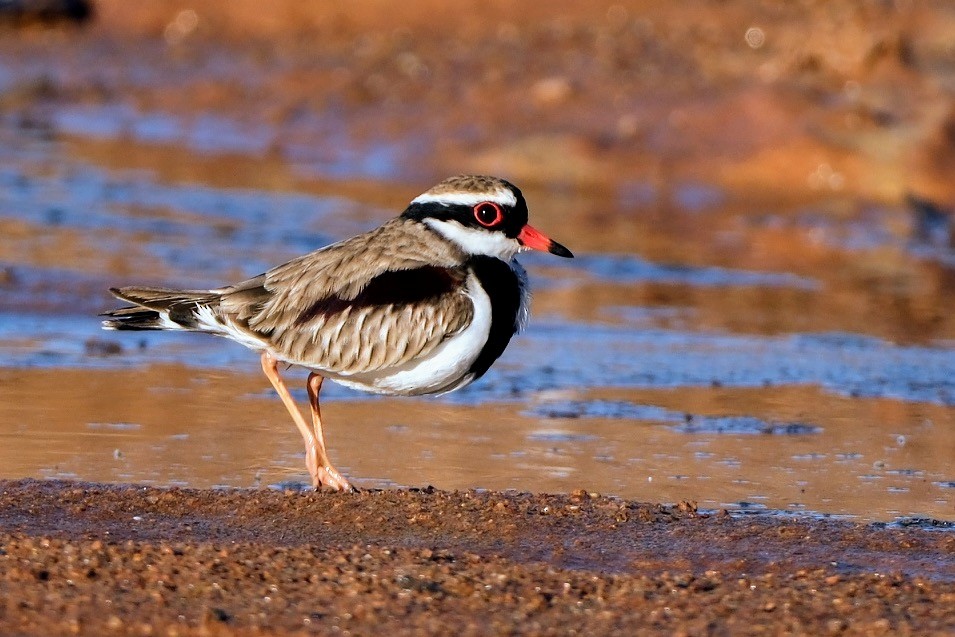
101,286,221,331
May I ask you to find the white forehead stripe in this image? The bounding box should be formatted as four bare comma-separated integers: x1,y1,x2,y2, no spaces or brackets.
411,188,517,208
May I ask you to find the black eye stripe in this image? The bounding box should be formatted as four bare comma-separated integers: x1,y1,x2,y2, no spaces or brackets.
403,196,527,239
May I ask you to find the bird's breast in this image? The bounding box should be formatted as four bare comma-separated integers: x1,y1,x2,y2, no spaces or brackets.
464,256,526,381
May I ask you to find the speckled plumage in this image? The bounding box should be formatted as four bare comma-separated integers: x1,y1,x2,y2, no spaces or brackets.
219,217,477,378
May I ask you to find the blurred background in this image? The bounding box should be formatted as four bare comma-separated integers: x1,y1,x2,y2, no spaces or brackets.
0,0,953,522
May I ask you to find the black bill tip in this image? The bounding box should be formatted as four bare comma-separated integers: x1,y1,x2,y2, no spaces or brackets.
548,240,574,258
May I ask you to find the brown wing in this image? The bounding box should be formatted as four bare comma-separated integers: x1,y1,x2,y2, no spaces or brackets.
215,218,473,373
270,276,474,373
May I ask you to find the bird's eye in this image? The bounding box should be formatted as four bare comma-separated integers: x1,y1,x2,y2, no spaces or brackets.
473,202,503,227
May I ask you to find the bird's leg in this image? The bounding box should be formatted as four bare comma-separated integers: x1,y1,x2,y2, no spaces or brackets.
259,351,352,491
306,372,354,492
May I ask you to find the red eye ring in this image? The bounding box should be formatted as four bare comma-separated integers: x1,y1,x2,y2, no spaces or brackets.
473,201,504,227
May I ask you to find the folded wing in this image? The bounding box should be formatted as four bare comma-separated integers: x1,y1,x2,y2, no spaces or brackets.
217,218,474,374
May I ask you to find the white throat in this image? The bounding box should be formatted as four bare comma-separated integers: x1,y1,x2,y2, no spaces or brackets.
423,218,521,260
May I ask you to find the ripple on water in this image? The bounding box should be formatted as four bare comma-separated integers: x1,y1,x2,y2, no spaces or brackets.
523,399,822,435
86,422,141,431
537,252,818,289
53,105,273,154
526,430,600,443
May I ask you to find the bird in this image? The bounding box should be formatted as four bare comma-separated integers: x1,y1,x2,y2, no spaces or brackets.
101,175,573,491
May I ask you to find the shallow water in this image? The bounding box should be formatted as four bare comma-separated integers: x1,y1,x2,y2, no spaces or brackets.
1,103,954,523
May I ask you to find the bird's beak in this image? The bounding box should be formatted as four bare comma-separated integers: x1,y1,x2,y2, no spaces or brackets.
518,224,574,258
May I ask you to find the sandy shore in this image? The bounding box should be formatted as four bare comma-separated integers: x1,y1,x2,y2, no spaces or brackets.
0,479,952,635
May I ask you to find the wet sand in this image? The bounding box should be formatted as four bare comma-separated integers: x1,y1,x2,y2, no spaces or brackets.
0,479,953,635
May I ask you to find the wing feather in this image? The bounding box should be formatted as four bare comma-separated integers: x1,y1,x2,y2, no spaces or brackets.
283,296,473,374
213,217,473,374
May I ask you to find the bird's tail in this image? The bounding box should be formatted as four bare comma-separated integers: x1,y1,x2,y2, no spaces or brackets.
101,286,221,331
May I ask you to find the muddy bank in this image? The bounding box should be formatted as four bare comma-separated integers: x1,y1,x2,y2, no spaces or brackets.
0,479,952,635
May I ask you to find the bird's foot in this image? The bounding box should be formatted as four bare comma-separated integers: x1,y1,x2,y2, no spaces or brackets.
305,446,355,492
313,464,355,492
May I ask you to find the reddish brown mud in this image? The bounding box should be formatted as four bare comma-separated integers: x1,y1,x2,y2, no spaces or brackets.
0,479,953,636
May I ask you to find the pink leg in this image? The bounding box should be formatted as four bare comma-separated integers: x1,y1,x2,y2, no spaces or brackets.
260,351,352,491
306,372,354,492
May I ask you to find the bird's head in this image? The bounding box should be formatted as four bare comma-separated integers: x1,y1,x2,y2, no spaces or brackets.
402,175,574,261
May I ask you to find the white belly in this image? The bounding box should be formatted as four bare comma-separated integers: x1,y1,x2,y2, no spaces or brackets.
325,273,493,396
